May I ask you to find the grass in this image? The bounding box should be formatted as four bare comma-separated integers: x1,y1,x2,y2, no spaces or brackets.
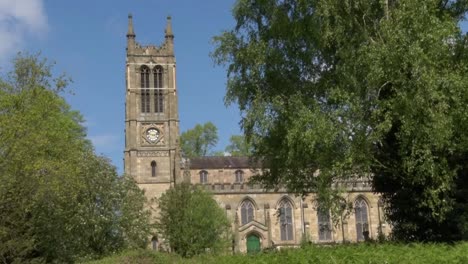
85,242,468,264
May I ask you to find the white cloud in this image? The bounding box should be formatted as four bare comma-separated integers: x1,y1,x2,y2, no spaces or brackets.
88,134,120,149
0,0,48,60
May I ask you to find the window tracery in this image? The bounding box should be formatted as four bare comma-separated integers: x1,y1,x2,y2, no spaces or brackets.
240,199,254,225
355,198,369,241
317,207,332,241
279,199,294,241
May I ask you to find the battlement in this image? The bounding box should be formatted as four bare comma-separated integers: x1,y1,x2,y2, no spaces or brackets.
335,179,373,192
194,183,286,194
129,42,174,56
192,179,372,194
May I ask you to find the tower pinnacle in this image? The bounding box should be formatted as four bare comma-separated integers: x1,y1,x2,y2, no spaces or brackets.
127,14,136,38
165,16,174,39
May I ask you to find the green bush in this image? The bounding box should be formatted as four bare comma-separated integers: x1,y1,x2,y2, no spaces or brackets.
155,183,231,257
87,242,468,264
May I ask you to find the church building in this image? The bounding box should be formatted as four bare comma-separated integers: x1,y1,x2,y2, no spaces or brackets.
123,15,389,253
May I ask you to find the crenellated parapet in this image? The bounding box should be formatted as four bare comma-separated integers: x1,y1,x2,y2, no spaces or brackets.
193,179,372,194
126,14,174,56
335,179,373,192
130,42,174,57
195,183,288,194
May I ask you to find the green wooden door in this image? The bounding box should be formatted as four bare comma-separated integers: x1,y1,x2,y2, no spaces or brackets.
246,234,261,253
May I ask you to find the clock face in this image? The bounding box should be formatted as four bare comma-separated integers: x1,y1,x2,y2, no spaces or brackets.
146,128,160,143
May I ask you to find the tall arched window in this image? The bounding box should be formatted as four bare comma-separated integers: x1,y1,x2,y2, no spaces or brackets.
279,199,294,241
355,198,369,241
153,66,164,113
153,65,164,88
317,207,332,241
240,199,254,225
151,161,157,177
199,170,208,184
235,170,244,183
140,66,150,113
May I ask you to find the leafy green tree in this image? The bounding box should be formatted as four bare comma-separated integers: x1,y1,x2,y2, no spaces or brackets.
211,150,227,156
225,135,252,156
213,0,468,241
0,53,152,263
180,122,219,157
155,183,230,257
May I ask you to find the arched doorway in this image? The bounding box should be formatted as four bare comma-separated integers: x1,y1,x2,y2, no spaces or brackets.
151,236,158,251
246,234,261,253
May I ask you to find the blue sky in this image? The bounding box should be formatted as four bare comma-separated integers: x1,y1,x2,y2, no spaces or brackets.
0,0,239,174
1,1,467,174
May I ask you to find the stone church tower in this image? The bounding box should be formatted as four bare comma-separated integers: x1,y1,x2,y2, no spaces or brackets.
124,14,181,199
123,14,390,252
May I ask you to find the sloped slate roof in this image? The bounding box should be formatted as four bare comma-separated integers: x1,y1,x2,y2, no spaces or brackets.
189,156,254,169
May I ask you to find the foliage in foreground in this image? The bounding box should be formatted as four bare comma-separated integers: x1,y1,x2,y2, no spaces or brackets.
0,53,151,263
87,242,468,264
213,0,468,241
155,183,231,257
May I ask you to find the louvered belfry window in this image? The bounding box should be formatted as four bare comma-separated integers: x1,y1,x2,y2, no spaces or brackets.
140,66,150,113
153,66,164,113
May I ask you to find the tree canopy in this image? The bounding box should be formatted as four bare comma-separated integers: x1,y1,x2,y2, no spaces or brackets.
213,0,468,241
180,122,219,157
155,183,230,257
225,135,252,156
0,53,152,262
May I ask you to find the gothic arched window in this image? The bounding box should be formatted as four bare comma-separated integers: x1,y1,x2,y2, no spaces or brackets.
153,66,164,113
140,66,150,113
355,198,369,241
279,199,294,241
235,170,244,183
153,65,164,88
199,170,208,184
240,199,254,225
151,161,157,177
317,207,332,241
